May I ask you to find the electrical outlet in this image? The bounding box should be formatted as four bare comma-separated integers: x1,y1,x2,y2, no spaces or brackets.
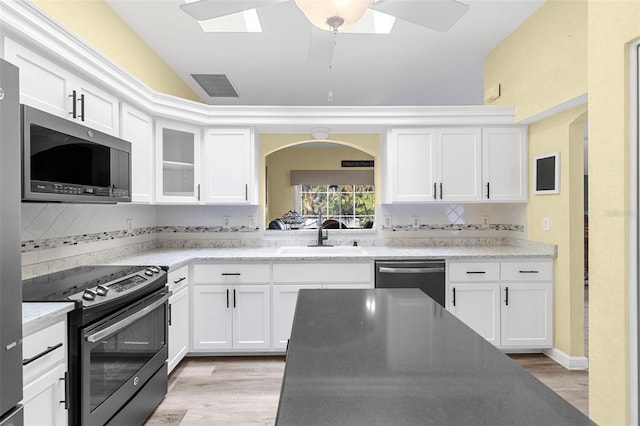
542,217,551,231
412,216,420,228
384,215,392,227
223,216,231,228
126,219,132,233
482,215,489,228
248,216,256,228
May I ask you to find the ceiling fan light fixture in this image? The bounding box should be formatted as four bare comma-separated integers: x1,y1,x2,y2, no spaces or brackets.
294,0,373,32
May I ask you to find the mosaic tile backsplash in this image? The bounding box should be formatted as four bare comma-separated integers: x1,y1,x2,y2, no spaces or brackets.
21,202,528,274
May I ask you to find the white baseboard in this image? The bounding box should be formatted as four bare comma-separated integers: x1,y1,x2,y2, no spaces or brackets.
544,347,589,370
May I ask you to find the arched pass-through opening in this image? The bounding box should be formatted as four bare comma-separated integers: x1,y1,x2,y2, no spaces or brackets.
261,135,380,229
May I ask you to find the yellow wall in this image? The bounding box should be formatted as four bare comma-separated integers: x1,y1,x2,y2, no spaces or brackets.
528,105,587,358
487,0,640,423
265,146,374,223
484,0,587,121
33,0,201,102
587,1,640,424
485,0,588,364
260,134,380,227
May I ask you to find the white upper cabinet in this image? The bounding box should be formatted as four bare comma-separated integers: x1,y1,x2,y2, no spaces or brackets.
437,128,482,202
387,127,481,203
4,38,120,136
482,127,528,202
121,104,154,203
387,128,438,202
386,126,527,203
155,120,201,203
202,128,257,204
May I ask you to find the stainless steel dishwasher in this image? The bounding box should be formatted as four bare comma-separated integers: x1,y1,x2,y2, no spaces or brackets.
375,260,446,306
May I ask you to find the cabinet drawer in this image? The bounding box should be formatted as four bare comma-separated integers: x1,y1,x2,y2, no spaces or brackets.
168,265,189,292
501,261,553,281
193,263,270,284
23,320,66,384
273,262,372,283
448,262,500,282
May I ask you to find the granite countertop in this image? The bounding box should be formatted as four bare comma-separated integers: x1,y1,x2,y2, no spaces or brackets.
23,302,75,335
276,289,592,426
105,244,554,269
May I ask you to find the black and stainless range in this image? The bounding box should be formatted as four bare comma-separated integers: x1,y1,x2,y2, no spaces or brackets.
23,265,169,426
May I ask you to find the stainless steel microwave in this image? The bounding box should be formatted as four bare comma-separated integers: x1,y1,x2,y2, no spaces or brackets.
21,105,131,203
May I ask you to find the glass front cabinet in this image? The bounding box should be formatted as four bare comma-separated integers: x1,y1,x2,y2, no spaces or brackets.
155,120,201,203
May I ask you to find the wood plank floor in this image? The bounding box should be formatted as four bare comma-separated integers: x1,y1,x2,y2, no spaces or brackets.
144,353,588,425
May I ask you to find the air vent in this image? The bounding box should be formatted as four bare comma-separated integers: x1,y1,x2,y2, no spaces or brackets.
191,74,239,98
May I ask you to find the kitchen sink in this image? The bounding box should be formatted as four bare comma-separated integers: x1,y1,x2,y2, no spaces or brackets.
275,245,368,256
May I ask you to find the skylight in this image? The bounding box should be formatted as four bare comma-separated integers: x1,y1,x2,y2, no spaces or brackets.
197,9,262,33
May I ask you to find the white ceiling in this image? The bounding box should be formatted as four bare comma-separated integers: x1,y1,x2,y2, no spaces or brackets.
105,0,544,107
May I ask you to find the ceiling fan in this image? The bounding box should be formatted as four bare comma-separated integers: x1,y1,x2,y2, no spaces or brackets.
180,0,470,65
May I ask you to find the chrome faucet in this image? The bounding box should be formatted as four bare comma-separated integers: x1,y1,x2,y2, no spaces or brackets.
313,210,330,247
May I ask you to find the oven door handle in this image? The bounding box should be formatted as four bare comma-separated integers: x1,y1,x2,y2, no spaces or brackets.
85,293,169,343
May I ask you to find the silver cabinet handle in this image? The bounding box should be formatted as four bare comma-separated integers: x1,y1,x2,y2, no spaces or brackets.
86,293,169,342
378,267,445,274
519,270,539,274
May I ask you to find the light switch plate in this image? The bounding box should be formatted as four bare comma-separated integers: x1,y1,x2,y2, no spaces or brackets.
248,216,256,228
384,216,392,227
223,216,230,228
412,216,420,228
542,217,551,231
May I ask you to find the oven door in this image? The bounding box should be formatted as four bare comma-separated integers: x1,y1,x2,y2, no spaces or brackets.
80,289,169,426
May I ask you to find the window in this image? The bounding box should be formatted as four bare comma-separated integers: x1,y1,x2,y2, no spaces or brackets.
295,184,375,229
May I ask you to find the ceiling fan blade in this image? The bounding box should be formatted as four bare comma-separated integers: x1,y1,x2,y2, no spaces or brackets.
179,0,288,21
307,26,336,66
370,0,469,32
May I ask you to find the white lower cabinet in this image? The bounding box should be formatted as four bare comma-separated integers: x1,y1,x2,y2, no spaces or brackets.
271,261,374,350
168,286,189,373
191,263,271,351
272,284,320,349
500,282,553,348
23,363,67,426
449,283,501,346
447,259,553,349
22,318,68,426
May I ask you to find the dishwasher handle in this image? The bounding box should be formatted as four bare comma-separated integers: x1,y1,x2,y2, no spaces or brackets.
378,266,445,274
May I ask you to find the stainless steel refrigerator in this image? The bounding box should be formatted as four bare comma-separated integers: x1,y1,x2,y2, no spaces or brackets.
0,58,24,425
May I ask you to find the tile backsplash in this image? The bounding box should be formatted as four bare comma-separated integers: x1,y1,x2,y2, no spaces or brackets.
21,202,527,277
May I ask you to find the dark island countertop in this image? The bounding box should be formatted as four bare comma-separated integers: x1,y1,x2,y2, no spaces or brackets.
276,289,592,426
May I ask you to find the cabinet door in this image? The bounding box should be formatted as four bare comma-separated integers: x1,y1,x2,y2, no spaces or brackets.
71,76,120,136
4,38,119,136
168,287,189,373
121,104,153,203
5,38,71,118
482,127,528,202
272,284,320,349
449,283,501,346
192,285,232,350
155,121,201,203
501,282,553,348
388,129,437,202
232,285,271,349
202,128,254,204
23,363,67,426
438,128,482,202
